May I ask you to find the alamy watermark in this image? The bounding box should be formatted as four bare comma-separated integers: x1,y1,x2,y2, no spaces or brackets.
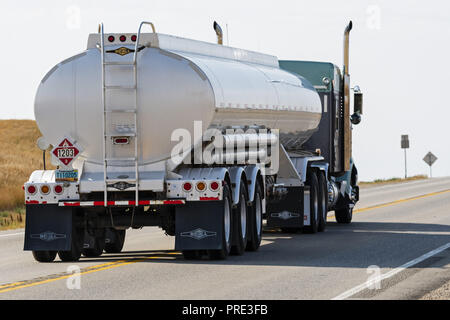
170,121,280,174
366,265,381,290
366,5,381,30
66,265,81,290
66,5,81,30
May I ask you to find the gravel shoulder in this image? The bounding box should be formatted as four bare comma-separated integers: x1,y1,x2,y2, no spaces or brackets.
421,280,450,300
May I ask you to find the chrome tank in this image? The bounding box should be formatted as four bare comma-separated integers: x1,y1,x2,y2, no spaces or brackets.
35,33,321,166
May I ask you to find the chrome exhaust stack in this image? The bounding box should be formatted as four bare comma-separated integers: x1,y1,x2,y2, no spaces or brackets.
343,21,352,76
342,21,352,172
213,21,223,45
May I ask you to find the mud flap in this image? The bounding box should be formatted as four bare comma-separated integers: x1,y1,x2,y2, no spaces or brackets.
175,201,224,251
24,204,73,251
266,187,304,228
105,228,119,246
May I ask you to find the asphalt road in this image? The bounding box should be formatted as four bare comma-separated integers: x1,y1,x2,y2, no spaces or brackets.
0,177,449,299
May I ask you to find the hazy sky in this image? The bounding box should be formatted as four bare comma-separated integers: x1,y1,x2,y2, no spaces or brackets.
0,0,449,181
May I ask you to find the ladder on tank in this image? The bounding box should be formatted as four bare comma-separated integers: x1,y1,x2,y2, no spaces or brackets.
100,22,156,206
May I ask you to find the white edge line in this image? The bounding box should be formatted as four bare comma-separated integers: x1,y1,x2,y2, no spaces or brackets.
0,232,24,238
332,242,450,300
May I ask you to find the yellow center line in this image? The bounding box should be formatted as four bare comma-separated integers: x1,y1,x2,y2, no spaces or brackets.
0,258,131,290
328,189,450,219
0,256,176,294
2,189,449,294
0,281,27,289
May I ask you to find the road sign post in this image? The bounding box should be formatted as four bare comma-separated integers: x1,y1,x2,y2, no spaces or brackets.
401,135,409,179
423,152,437,178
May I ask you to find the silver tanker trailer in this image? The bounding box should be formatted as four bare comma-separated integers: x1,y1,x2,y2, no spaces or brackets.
24,21,363,262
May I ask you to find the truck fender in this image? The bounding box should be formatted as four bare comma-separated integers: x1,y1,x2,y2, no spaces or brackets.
335,158,357,197
244,165,262,202
290,156,324,183
309,162,329,181
178,167,230,183
228,167,247,206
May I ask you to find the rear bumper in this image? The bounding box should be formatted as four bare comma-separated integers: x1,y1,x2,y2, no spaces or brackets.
59,199,185,207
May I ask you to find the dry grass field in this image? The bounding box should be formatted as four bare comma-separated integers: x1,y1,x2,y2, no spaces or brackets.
0,120,53,230
359,174,428,187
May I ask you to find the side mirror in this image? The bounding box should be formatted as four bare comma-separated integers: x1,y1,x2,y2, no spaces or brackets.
354,91,363,115
350,112,361,125
351,87,363,125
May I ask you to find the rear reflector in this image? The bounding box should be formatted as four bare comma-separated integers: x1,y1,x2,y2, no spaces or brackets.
200,197,220,201
196,181,206,191
40,185,50,195
210,181,219,191
54,185,63,194
183,182,192,192
27,185,36,195
113,137,129,145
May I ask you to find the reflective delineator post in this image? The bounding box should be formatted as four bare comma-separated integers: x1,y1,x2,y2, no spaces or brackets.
401,135,409,179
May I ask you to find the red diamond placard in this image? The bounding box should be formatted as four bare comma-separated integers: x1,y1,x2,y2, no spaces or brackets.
51,137,82,167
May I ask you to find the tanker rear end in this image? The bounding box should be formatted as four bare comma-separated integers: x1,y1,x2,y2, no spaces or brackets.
23,21,363,262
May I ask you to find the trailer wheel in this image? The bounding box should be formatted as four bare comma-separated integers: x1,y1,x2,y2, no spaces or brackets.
231,180,249,256
104,229,126,253
182,250,201,260
208,183,233,260
318,171,328,232
32,251,57,263
58,228,82,262
335,205,353,224
82,235,105,258
303,171,319,234
246,181,263,251
281,227,300,233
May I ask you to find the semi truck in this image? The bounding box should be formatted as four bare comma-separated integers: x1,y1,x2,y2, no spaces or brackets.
24,20,363,262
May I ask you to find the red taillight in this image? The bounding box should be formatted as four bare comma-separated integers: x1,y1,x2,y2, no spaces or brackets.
113,137,129,145
27,185,36,195
182,182,192,192
54,185,63,195
108,35,115,42
210,181,219,191
119,35,126,42
131,35,137,42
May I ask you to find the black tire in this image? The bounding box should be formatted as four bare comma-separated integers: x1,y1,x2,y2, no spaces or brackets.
104,229,126,253
246,181,263,251
280,227,300,234
317,171,328,232
32,250,57,263
82,235,105,258
335,205,353,224
231,180,249,256
58,227,82,262
182,250,201,260
208,183,233,260
303,171,319,234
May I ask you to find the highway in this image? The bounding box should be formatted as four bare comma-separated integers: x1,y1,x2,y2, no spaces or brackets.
0,177,449,299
